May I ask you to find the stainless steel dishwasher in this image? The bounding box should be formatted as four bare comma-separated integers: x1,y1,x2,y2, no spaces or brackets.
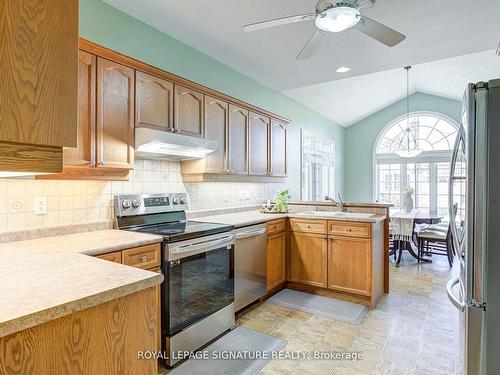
234,223,267,311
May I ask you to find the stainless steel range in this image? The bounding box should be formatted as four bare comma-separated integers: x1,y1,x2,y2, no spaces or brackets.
114,193,235,367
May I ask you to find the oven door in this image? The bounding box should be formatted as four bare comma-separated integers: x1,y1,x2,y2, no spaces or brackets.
162,232,235,336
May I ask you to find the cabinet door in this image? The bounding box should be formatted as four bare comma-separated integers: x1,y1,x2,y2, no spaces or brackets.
204,96,228,173
228,105,249,175
96,58,135,169
270,119,287,176
174,85,204,137
135,71,173,131
267,231,286,291
0,0,78,148
248,112,270,176
328,237,371,295
289,232,328,288
64,51,96,167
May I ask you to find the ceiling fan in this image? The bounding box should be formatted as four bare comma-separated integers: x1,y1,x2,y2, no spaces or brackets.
243,0,406,60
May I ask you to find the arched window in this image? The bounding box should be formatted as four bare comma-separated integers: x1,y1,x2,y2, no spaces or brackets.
374,112,458,216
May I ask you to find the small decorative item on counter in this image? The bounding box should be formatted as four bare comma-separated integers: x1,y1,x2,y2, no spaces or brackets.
403,186,414,213
261,200,276,213
273,189,291,213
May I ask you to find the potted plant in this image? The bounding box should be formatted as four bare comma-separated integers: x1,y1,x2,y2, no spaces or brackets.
273,189,291,213
403,186,414,213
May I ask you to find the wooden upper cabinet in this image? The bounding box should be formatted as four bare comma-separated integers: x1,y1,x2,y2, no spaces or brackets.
289,232,328,288
248,112,270,176
64,51,96,167
204,96,229,173
328,237,371,296
96,58,135,169
174,85,204,137
0,0,78,148
228,105,249,175
270,119,287,177
135,71,174,131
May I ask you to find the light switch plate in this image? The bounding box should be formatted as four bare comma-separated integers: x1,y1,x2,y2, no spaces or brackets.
34,197,48,215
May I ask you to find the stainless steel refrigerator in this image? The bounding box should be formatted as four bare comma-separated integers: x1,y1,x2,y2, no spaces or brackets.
447,79,500,375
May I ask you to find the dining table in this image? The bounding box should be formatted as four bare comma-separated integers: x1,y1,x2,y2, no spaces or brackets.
390,209,443,266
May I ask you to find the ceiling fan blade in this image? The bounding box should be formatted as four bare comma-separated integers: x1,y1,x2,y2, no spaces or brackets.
296,29,327,60
243,13,316,32
355,16,406,47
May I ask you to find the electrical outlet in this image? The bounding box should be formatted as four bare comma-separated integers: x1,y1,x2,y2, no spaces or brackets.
34,197,48,215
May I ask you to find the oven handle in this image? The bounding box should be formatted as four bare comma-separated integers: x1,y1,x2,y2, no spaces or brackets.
235,228,267,239
171,234,234,257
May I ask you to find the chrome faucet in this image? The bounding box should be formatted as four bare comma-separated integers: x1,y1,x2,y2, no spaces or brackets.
325,193,345,212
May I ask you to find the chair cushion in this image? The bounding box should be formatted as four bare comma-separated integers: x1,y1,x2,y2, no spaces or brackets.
418,230,447,240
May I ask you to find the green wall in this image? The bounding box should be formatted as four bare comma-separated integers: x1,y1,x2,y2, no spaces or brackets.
344,92,462,202
79,0,346,199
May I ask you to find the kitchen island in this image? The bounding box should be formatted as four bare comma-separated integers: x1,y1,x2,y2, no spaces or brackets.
0,230,163,375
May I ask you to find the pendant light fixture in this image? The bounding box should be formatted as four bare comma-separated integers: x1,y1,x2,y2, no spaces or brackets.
395,66,422,158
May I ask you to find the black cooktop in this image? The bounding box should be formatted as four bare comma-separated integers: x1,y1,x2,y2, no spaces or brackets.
128,220,233,242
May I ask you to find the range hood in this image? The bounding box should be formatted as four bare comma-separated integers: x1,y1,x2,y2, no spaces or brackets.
135,127,217,160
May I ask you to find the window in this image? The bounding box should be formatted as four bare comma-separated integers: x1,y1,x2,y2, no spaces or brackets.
301,130,335,201
374,113,458,217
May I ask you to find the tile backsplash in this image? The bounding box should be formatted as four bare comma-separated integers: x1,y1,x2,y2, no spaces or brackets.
0,159,271,232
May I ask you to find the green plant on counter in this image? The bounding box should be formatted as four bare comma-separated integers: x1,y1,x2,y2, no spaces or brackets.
274,189,291,213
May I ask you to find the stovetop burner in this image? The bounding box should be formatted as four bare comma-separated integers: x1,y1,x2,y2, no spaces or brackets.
125,220,233,242
114,193,233,242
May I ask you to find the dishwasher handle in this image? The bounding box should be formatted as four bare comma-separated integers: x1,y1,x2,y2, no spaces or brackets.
235,228,267,239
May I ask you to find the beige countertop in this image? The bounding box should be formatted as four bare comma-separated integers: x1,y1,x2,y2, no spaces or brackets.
0,230,163,338
196,211,288,228
196,210,386,228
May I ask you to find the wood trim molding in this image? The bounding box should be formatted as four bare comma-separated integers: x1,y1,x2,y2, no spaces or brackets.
0,142,62,173
78,38,291,124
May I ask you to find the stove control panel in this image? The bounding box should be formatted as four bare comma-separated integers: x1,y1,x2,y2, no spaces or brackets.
114,193,188,217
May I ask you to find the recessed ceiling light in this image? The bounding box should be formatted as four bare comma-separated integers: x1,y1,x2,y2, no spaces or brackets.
336,66,351,73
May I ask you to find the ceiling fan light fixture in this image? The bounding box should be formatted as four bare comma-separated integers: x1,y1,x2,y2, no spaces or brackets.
315,6,361,33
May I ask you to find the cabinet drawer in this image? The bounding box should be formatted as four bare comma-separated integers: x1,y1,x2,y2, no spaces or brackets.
96,251,122,264
328,221,371,238
267,219,286,235
290,218,327,234
122,243,161,269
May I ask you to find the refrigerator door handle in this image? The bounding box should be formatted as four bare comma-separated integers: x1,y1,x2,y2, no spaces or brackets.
447,276,465,311
448,126,464,254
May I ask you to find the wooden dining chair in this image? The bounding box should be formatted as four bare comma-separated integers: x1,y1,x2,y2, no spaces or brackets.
417,222,454,267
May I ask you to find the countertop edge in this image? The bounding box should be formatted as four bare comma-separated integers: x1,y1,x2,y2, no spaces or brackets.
196,212,387,227
79,236,163,256
0,272,163,338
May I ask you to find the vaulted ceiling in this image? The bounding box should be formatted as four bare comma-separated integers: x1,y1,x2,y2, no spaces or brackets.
104,0,500,126
285,50,500,126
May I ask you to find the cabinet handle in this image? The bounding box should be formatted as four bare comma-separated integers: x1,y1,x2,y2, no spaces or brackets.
346,228,352,232
140,255,148,262
306,224,311,229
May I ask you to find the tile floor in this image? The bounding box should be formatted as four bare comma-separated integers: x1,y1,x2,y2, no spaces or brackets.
236,253,461,375
160,253,461,375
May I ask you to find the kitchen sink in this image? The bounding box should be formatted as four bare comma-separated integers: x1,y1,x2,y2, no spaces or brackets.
296,211,376,219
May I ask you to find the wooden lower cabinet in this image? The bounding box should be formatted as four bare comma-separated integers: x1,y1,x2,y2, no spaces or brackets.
328,237,371,296
266,231,286,291
0,288,157,375
95,243,162,352
289,232,328,288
